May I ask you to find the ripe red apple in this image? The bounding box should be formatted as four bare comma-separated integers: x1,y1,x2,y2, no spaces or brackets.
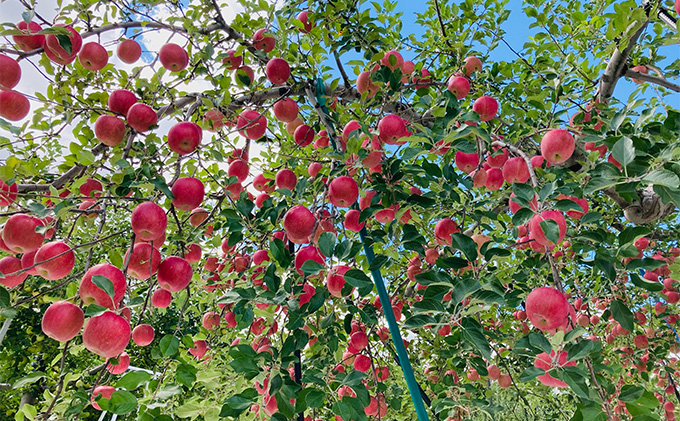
3,214,45,253
296,10,313,33
471,168,487,188
265,57,290,84
228,159,249,183
454,150,479,173
534,350,575,387
273,98,298,122
237,110,267,140
529,210,566,248
171,177,204,211
106,351,130,374
126,103,157,132
159,43,189,72
83,311,131,358
157,256,192,292
41,301,84,342
0,90,30,121
472,96,498,121
526,287,569,331
630,65,648,84
202,312,220,330
125,243,161,280
308,162,322,177
356,71,379,98
502,157,530,184
0,179,17,207
167,121,202,155
80,178,103,197
486,146,509,168
34,241,75,280
151,288,172,308
294,124,315,147
0,256,26,288
44,25,82,65
116,39,141,64
91,385,116,411
79,263,127,309
328,176,359,208
0,54,21,89
487,364,501,380
275,168,297,190
12,21,44,51
189,339,208,359
185,243,202,263
78,42,108,71
349,331,368,351
21,249,38,275
541,129,575,164
381,50,404,70
327,265,351,297
131,201,167,241
378,114,407,145
253,28,275,52
189,208,209,226
354,354,371,372
434,218,459,246
585,142,607,158
344,209,365,232
463,56,482,75
222,49,242,70
294,245,325,275
283,205,316,243
94,115,126,146
132,323,154,346
447,75,470,100
108,89,138,115
234,65,254,86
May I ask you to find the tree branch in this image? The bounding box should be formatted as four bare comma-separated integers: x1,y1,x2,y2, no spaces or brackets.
625,69,680,92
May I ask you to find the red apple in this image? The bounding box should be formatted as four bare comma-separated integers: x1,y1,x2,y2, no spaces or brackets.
296,10,313,33
294,124,315,147
275,168,297,190
189,339,208,359
2,214,44,253
12,21,44,51
131,201,167,241
529,210,566,248
151,288,172,308
228,159,249,183
283,205,316,243
354,354,371,372
78,42,108,71
472,96,498,121
434,218,459,246
44,25,82,65
253,28,275,52
0,90,30,121
294,245,325,275
308,162,322,177
237,110,267,140
80,178,103,197
0,256,27,288
0,54,21,89
265,57,290,84
171,177,204,211
344,209,365,232
159,43,189,72
356,71,379,98
202,312,220,330
126,103,157,132
34,241,75,280
526,287,569,331
108,89,138,115
94,115,126,146
0,179,17,207
447,75,470,100
20,249,38,275
157,256,192,292
185,243,202,263
463,56,482,75
502,157,530,184
132,323,154,346
328,176,359,208
472,168,487,188
189,207,209,226
630,65,648,84
378,114,407,145
83,311,130,358
106,351,130,374
534,350,575,387
486,146,509,168
91,386,116,411
116,39,141,64
41,301,84,342
235,65,254,86
273,98,298,123
349,331,368,351
541,129,575,164
79,263,127,309
167,121,202,155
125,243,161,280
327,265,351,297
455,150,479,173
381,50,404,70
222,49,242,70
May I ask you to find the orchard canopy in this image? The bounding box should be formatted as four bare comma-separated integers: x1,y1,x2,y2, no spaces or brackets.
0,0,680,419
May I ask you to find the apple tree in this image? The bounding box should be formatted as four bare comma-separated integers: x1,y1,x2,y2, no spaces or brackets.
0,0,679,420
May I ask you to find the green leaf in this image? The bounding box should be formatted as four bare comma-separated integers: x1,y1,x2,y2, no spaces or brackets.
343,269,374,296
176,363,197,388
368,254,389,272
12,372,45,389
559,366,590,399
263,263,280,293
159,334,179,357
0,286,9,308
318,232,336,258
450,233,478,261
219,389,259,417
461,317,491,360
97,390,137,415
539,219,560,244
518,366,544,382
84,304,108,317
300,260,324,276
612,137,635,167
91,275,115,300
528,332,552,354
565,339,595,361
270,238,291,268
642,169,680,189
619,226,651,245
629,272,663,292
619,385,645,402
404,314,436,329
610,299,634,332
116,371,151,390
306,389,325,408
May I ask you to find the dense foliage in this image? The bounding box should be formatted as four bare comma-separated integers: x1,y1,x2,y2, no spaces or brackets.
0,0,679,420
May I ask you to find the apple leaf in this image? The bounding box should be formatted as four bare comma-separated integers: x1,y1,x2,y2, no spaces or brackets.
629,272,663,292
55,34,72,55
116,371,150,391
318,232,336,258
461,317,491,361
12,371,45,389
159,334,179,357
641,169,680,189
612,136,635,167
96,390,137,415
0,286,9,308
219,388,258,417
610,299,634,332
91,274,115,305
450,233,478,262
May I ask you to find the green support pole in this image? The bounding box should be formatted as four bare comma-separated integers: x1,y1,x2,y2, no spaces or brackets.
314,78,430,421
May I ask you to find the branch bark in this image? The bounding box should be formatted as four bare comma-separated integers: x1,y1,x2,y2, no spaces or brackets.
625,69,680,92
